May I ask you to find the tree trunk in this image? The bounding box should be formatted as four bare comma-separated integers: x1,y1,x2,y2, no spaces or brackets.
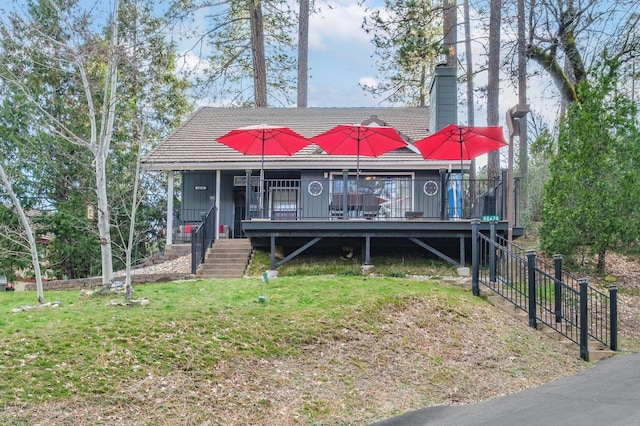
297,0,309,107
464,0,476,196
124,124,144,302
517,0,528,211
443,0,457,67
94,0,120,291
250,1,268,107
0,165,45,304
96,153,114,287
486,0,501,179
597,250,606,274
418,63,427,107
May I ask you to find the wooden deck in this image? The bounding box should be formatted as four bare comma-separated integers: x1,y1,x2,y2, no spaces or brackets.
242,219,524,269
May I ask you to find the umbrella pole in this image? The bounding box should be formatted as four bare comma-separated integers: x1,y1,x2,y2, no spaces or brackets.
259,134,265,218
356,129,361,218
356,136,360,190
459,128,464,219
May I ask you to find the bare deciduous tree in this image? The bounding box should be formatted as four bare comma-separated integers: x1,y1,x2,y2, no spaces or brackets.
0,0,121,289
0,164,44,303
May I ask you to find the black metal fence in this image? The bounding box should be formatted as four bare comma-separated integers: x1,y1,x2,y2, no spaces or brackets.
190,204,218,274
471,220,618,361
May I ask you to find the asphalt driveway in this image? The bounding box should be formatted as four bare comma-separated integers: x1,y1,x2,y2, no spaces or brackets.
372,352,640,426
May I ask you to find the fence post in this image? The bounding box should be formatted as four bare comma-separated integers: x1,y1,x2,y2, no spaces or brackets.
471,219,480,296
489,221,497,282
553,254,563,323
609,285,618,351
579,278,589,361
526,250,537,329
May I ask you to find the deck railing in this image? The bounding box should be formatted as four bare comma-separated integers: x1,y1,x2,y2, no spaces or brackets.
471,220,618,361
243,172,518,223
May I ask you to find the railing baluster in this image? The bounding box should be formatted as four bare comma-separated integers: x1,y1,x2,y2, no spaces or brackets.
553,254,563,323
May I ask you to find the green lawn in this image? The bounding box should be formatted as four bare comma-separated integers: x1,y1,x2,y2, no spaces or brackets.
0,276,459,402
0,275,588,424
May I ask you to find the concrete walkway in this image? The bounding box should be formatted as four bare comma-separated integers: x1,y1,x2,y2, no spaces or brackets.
372,352,640,426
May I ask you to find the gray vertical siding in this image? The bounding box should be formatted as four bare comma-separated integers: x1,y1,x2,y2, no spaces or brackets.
413,171,442,218
181,171,216,222
429,65,458,132
218,172,236,232
300,171,330,219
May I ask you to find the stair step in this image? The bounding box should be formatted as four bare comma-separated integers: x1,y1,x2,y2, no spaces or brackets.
588,349,615,361
207,251,252,258
199,266,246,271
196,238,252,278
198,274,246,279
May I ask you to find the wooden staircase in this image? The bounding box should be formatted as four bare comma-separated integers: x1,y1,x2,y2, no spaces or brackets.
196,239,252,279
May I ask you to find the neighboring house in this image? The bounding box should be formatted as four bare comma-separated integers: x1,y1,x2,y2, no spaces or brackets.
142,66,520,268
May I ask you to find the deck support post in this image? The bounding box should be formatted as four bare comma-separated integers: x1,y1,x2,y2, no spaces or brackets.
364,236,371,264
270,235,276,270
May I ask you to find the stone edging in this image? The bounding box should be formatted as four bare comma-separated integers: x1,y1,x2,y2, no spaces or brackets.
23,273,195,292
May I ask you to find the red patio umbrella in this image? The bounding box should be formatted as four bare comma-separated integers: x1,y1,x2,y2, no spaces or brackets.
414,124,507,218
413,124,507,173
310,124,407,183
216,124,311,217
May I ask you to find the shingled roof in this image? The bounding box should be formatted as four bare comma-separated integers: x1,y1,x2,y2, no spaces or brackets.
142,107,455,171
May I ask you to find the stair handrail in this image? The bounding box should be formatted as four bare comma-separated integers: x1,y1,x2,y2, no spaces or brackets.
471,219,618,361
191,201,218,274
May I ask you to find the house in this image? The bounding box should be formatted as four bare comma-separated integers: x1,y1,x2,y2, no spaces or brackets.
142,66,521,271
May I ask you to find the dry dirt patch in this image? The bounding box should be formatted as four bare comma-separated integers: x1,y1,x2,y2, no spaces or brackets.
2,293,588,425
5,253,640,425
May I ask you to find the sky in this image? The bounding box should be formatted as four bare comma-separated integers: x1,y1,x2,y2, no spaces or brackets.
301,0,562,128
305,1,384,108
176,0,562,127
163,0,570,133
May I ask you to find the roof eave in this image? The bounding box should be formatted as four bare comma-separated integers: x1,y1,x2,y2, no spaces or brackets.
141,159,467,172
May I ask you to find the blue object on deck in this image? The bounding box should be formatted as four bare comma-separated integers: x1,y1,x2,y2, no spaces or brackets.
447,173,462,219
